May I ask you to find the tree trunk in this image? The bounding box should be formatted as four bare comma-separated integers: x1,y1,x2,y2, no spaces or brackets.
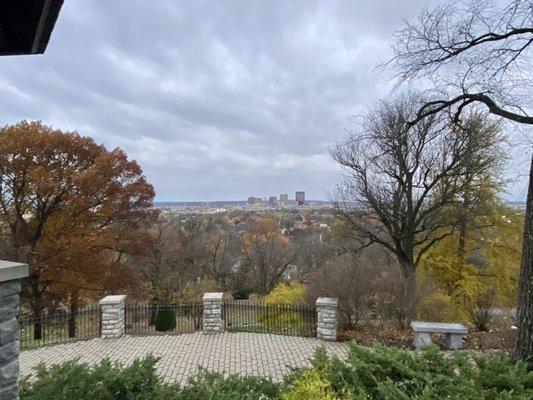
516,152,533,363
457,180,471,269
30,278,43,341
68,295,78,338
149,297,158,326
398,259,417,324
33,320,43,341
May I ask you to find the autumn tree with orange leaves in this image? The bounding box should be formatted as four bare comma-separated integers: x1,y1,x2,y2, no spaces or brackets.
241,217,298,296
0,121,156,339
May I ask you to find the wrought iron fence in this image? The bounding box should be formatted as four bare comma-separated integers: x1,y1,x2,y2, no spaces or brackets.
124,302,203,335
19,306,101,350
223,300,316,337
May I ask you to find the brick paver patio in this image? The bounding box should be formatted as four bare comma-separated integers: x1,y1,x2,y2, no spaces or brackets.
20,332,349,384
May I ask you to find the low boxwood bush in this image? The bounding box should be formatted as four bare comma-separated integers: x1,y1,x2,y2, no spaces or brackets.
155,309,177,332
20,343,533,400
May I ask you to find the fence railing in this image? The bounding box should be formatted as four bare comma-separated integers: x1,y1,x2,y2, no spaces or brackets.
124,302,203,335
17,298,323,349
19,305,101,350
223,300,317,337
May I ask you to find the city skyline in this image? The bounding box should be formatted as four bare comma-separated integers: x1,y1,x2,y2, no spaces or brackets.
0,0,528,203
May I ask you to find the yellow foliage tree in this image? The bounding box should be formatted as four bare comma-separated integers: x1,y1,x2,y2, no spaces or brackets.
419,203,523,322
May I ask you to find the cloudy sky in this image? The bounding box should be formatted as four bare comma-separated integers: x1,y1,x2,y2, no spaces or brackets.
0,0,529,201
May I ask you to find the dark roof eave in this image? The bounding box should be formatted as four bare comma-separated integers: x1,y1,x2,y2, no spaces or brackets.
0,0,64,56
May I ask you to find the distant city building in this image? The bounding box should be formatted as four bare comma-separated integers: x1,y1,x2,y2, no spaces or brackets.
279,193,289,207
247,196,262,204
268,196,277,204
295,191,305,205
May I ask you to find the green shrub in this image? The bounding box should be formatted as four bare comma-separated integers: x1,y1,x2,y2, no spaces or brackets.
297,343,533,400
155,309,177,332
20,345,533,400
20,356,164,400
20,358,281,400
232,282,252,299
178,368,281,399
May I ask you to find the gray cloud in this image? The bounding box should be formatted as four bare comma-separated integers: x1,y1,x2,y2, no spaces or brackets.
0,0,526,201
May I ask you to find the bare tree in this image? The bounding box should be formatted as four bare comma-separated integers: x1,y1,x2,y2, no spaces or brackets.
390,0,532,124
331,95,499,317
389,0,533,362
203,226,241,290
291,228,336,280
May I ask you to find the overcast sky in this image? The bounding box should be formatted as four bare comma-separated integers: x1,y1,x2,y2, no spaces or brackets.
0,0,529,201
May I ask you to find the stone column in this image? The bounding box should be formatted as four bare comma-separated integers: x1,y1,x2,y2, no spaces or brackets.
202,292,223,333
316,297,338,341
0,261,28,400
99,295,126,339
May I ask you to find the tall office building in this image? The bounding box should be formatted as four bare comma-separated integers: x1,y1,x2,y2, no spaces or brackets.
247,196,262,204
279,193,289,202
295,191,305,206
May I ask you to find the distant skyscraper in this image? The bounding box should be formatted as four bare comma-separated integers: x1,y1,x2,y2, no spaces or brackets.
268,196,277,204
295,191,305,205
247,196,262,204
279,193,289,202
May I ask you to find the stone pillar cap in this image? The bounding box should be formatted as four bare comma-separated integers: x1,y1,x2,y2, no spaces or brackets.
99,295,126,305
203,292,223,301
316,297,338,307
0,260,29,282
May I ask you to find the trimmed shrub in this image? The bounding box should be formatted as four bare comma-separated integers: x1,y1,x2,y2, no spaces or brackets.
155,309,177,332
20,356,164,400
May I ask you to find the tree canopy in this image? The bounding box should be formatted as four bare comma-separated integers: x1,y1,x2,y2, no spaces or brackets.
0,121,156,337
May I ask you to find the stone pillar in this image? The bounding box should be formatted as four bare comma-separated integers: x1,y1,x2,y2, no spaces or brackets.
99,295,126,339
316,297,338,341
202,292,223,333
0,261,28,400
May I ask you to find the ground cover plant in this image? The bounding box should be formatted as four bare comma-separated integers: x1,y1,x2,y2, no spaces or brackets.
20,342,533,400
